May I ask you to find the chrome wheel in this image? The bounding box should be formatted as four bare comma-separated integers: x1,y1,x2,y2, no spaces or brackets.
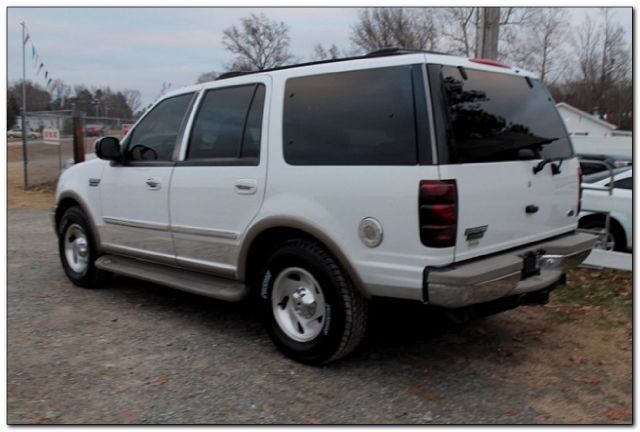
64,223,90,274
595,230,616,251
271,267,326,342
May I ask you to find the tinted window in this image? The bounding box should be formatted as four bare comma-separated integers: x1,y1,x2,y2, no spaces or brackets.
188,84,264,160
613,177,632,190
283,66,417,165
126,93,193,161
441,66,573,163
242,85,265,159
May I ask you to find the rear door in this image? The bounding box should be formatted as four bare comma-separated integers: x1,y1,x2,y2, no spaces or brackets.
169,79,269,276
428,64,579,262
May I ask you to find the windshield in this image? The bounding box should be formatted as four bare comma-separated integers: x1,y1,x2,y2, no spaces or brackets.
440,66,573,164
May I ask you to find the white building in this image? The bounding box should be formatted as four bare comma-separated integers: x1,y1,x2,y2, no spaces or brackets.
24,111,70,132
556,102,632,158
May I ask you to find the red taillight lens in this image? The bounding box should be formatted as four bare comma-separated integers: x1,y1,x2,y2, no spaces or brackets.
419,180,457,248
577,166,583,214
420,182,456,203
423,204,456,225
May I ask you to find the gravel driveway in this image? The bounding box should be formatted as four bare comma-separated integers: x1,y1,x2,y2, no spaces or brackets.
8,209,631,424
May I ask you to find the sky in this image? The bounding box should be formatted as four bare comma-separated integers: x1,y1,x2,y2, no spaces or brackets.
7,7,633,108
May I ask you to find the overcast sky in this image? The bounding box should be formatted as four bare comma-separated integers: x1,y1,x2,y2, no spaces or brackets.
7,7,633,107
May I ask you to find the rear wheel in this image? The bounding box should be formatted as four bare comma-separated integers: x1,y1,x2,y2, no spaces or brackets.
580,219,625,252
58,206,110,287
258,239,368,365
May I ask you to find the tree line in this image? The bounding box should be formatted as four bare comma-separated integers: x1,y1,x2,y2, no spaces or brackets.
198,8,632,130
8,8,631,131
7,81,142,129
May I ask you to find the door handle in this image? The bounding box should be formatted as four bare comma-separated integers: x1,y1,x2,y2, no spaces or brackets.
234,179,257,195
146,177,161,190
525,204,539,214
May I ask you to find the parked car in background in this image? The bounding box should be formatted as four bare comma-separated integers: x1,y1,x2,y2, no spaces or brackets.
85,125,106,137
578,153,632,175
579,167,632,252
7,128,41,139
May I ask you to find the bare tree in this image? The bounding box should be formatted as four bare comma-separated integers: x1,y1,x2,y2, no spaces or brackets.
312,43,341,61
222,13,294,71
597,8,629,108
123,89,142,114
437,7,536,59
438,7,476,56
550,9,631,128
196,71,218,83
504,8,569,84
350,8,439,53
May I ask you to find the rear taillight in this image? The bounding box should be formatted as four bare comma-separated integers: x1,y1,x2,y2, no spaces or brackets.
419,180,457,248
577,166,583,213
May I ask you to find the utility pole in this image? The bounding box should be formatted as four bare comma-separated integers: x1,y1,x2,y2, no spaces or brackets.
20,21,28,189
475,7,500,60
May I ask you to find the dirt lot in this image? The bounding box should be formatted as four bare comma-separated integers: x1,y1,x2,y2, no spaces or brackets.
6,167,633,424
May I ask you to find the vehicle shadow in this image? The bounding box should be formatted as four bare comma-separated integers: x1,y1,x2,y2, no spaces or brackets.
103,275,533,368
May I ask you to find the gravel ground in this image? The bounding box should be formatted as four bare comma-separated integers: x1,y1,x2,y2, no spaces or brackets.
8,209,632,424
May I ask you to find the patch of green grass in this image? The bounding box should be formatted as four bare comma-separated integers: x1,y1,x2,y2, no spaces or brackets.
553,268,632,316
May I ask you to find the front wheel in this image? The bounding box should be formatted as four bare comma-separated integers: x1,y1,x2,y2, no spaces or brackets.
258,239,368,365
58,206,110,287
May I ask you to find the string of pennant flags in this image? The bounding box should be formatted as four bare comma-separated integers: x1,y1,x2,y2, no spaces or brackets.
22,22,61,101
23,21,173,109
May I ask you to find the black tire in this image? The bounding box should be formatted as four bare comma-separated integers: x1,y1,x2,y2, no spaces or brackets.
58,206,110,287
258,239,368,365
580,219,626,252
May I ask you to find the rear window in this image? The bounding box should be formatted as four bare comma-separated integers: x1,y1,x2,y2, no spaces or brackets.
440,66,573,164
283,66,418,165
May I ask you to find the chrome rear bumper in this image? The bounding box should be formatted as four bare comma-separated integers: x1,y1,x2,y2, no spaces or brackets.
426,232,597,308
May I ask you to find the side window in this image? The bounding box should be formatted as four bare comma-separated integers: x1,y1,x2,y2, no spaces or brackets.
283,66,418,165
187,84,265,161
613,177,632,190
126,93,193,161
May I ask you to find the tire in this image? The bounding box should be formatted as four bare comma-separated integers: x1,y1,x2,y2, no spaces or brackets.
57,206,109,287
258,239,368,365
580,219,625,252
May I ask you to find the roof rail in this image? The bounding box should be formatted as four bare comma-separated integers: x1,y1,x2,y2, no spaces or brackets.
216,71,251,80
366,47,451,57
214,47,452,81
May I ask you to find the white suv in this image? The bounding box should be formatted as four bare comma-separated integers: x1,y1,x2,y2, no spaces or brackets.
54,49,596,364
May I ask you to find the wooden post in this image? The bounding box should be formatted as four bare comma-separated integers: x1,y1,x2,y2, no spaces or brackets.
72,104,85,164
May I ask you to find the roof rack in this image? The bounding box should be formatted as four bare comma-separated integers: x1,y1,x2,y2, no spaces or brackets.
215,47,451,80
365,47,450,57
216,71,251,80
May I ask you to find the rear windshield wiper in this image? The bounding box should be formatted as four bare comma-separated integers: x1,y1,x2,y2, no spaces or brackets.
530,138,562,175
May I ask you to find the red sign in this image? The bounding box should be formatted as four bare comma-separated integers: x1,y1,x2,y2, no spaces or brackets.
121,123,134,138
43,128,60,145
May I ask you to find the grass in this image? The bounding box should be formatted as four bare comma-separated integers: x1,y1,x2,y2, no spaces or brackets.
551,267,632,327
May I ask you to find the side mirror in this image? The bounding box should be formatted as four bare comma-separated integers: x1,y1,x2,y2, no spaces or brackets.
95,136,122,162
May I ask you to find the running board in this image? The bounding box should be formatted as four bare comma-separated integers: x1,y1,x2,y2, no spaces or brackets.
95,255,249,302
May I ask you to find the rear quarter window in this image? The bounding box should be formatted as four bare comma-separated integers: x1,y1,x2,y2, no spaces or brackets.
438,66,573,164
283,66,418,165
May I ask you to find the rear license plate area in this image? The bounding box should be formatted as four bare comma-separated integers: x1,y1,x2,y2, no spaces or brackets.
521,251,541,280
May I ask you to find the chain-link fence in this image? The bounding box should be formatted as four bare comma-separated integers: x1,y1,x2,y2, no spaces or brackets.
8,112,134,188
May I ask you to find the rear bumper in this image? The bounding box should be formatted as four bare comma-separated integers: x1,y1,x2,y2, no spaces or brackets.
425,232,597,308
